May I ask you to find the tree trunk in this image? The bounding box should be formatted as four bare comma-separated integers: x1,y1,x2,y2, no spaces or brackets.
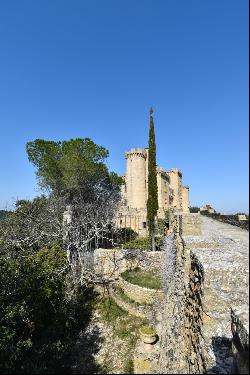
151,217,156,251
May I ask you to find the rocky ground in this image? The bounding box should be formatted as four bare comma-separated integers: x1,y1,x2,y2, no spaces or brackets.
71,304,142,374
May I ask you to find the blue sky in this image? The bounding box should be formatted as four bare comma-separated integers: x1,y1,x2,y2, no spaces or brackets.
0,0,248,213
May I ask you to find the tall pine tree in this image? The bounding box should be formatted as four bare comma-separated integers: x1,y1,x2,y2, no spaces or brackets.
147,107,158,250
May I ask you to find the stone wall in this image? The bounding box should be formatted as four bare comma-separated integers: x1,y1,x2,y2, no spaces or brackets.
186,252,206,373
181,213,202,236
155,228,206,374
119,277,164,305
94,248,164,280
231,309,249,374
183,215,249,374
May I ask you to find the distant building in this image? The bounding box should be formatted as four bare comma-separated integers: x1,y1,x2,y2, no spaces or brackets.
200,204,216,214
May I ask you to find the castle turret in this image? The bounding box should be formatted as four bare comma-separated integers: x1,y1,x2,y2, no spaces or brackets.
182,186,190,212
167,168,183,210
157,167,170,212
125,148,147,209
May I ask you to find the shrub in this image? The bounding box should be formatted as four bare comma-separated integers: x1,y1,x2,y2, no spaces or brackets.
139,325,156,335
0,245,94,374
123,236,162,251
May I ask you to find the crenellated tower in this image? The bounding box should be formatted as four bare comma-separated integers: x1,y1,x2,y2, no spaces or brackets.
182,186,190,212
125,148,147,209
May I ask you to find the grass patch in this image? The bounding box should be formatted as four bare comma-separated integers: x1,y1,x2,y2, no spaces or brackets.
116,287,151,307
97,295,148,374
121,267,162,289
122,236,162,251
97,297,128,323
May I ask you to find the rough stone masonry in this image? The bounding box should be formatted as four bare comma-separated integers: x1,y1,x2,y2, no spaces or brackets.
133,214,249,374
93,213,249,374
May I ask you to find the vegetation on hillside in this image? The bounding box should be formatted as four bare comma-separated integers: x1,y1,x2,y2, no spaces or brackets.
0,245,96,374
0,210,12,221
0,137,122,374
97,297,146,373
189,206,200,213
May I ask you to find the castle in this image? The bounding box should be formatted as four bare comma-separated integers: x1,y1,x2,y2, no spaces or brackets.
117,147,190,235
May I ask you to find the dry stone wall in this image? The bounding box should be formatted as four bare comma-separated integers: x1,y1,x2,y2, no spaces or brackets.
135,214,249,374
231,308,249,374
94,248,164,280
118,277,164,305
183,216,249,374
156,227,206,374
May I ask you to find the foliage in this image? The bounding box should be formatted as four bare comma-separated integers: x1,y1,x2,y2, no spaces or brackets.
157,218,168,236
121,267,162,289
0,210,12,221
146,108,158,250
139,325,156,335
189,206,200,213
0,196,63,252
123,236,162,251
0,245,95,374
26,138,123,196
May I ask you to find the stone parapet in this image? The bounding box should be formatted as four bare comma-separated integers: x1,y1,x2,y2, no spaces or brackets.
125,148,147,159
181,213,201,235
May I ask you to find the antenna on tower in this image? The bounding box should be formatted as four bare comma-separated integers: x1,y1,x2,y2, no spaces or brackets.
150,107,154,116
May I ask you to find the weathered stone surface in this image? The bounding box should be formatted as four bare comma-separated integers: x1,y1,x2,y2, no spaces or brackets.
94,248,163,279
183,216,249,374
231,308,249,374
156,228,206,374
119,277,164,305
134,339,160,374
110,288,149,319
181,213,202,236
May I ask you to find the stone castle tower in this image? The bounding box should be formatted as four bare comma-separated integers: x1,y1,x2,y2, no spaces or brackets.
117,147,190,235
122,147,189,213
125,148,148,209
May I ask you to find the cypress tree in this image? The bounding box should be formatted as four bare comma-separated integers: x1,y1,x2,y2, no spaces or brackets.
147,107,158,250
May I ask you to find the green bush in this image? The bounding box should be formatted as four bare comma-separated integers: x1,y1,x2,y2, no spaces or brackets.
139,325,156,335
123,236,162,251
0,245,94,374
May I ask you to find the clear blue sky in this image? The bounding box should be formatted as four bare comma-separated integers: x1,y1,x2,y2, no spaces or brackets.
0,0,248,213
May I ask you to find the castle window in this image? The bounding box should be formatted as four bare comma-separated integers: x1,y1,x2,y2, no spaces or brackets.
143,222,147,229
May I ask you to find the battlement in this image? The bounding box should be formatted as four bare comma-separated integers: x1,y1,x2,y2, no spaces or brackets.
125,148,147,159
167,168,182,177
157,167,170,180
122,146,189,213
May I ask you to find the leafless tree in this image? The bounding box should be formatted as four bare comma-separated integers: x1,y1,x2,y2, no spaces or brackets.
0,179,122,288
